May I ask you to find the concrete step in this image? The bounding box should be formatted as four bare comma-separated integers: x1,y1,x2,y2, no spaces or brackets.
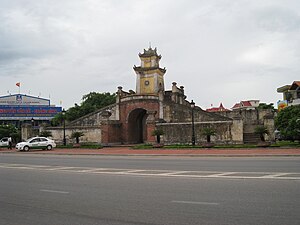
243,133,261,144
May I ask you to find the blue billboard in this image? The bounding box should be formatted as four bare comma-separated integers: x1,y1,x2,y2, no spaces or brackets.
0,106,62,119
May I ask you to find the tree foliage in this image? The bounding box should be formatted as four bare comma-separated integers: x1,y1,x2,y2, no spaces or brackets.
151,129,164,144
254,125,269,142
0,124,21,143
71,131,84,144
275,105,300,141
257,103,274,110
51,92,116,125
201,127,216,143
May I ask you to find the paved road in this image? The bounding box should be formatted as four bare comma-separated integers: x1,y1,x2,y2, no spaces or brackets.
0,155,299,225
1,153,300,172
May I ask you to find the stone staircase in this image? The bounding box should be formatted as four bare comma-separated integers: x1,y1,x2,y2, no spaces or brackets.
243,133,261,144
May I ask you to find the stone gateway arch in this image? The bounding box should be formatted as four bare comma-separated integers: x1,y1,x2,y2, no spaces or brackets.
44,47,275,145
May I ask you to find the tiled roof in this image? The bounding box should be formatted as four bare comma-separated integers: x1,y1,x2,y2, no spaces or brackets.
206,103,230,112
231,103,241,109
241,101,252,107
290,81,300,90
139,47,161,58
232,100,259,109
133,66,166,73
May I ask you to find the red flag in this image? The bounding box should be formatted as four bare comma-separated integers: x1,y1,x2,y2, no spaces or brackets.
16,82,20,87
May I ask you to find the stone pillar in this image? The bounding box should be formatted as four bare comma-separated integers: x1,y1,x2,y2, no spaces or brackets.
146,111,157,143
231,116,244,144
179,86,184,104
158,89,164,119
263,113,275,141
21,124,33,141
171,82,177,103
116,86,122,121
100,110,112,146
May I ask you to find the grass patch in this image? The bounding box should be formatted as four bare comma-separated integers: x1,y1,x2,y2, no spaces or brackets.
132,142,300,149
164,144,258,149
271,141,300,148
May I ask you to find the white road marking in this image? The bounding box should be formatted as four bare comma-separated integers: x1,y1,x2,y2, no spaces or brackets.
46,167,75,170
171,200,220,205
157,171,188,175
212,172,237,176
1,163,300,180
261,173,291,178
40,189,69,194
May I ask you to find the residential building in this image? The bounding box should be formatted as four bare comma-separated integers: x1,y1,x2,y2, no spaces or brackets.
277,81,300,107
231,100,260,111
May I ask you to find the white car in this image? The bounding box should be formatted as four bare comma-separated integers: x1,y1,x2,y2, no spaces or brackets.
0,137,9,147
16,137,56,151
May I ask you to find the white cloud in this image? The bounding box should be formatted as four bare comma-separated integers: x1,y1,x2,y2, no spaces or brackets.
0,0,299,109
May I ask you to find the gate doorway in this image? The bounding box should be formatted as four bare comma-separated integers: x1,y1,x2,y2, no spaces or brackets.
128,108,147,143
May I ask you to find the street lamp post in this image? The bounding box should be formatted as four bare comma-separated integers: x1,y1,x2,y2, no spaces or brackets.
190,100,196,146
31,117,35,137
62,109,66,146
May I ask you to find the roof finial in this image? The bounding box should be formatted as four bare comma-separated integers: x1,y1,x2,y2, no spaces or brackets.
149,41,151,49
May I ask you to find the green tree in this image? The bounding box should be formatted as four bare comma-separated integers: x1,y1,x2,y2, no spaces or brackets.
71,131,84,144
275,105,300,141
68,92,116,121
51,111,65,126
201,127,216,143
82,92,115,109
0,125,20,143
51,92,116,125
254,125,269,142
151,129,164,144
257,103,274,110
65,103,83,121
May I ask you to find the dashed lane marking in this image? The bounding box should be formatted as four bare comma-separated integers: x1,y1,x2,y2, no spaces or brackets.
171,200,220,206
40,189,69,194
0,163,300,180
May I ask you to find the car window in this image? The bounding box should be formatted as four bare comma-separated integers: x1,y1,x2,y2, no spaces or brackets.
30,138,40,143
40,138,48,142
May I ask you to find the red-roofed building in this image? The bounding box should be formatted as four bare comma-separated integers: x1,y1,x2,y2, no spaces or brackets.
231,100,260,110
206,103,230,112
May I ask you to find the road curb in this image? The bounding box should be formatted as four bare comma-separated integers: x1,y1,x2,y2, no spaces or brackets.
1,151,300,157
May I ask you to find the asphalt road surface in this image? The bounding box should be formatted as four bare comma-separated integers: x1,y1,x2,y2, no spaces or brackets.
0,154,299,225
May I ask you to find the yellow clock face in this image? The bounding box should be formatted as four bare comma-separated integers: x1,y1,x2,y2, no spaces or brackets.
140,77,154,93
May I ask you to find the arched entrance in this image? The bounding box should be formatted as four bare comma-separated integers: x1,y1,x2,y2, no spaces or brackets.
128,108,147,143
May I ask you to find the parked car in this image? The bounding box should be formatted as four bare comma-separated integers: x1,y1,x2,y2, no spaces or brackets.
16,137,56,151
0,137,9,147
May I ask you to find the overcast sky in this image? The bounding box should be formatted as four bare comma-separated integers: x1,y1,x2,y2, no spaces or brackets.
0,0,299,110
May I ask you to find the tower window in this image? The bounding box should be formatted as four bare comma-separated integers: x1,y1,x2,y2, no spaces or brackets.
145,80,150,86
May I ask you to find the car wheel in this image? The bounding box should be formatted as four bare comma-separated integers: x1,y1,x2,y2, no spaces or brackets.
46,145,52,150
23,146,30,151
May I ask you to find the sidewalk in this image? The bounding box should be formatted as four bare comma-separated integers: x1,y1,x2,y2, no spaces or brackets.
1,147,300,156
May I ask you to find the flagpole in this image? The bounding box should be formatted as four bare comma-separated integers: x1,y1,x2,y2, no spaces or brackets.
16,82,21,94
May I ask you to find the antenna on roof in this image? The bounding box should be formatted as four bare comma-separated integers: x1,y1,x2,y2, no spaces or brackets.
149,41,151,49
